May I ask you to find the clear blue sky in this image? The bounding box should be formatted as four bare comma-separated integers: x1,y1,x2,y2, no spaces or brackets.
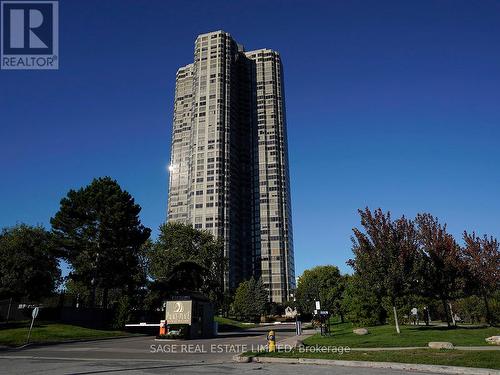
1,0,499,277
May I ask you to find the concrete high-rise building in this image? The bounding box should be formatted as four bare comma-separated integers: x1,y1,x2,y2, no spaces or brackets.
167,31,295,303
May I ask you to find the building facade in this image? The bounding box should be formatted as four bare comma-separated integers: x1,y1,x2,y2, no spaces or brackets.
167,31,295,303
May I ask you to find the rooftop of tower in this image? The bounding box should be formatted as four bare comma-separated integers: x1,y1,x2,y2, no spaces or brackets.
193,31,280,56
176,63,193,75
245,48,281,57
195,30,232,40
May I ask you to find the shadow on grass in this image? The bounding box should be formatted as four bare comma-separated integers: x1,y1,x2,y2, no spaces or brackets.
328,321,348,326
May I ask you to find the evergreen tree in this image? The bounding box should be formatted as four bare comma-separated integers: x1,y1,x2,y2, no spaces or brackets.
51,177,150,307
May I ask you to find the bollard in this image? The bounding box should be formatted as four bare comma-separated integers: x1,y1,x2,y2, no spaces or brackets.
296,320,302,336
267,330,276,352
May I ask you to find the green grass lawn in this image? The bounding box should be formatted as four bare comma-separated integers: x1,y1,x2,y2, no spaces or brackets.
250,349,500,370
304,322,500,348
215,316,257,331
0,323,129,347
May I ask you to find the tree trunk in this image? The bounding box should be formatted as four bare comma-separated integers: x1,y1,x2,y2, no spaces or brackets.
441,298,451,327
102,288,109,309
339,311,344,323
449,302,456,326
90,278,96,308
393,305,401,334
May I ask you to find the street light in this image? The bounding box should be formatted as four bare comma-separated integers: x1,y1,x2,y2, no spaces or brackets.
291,293,300,336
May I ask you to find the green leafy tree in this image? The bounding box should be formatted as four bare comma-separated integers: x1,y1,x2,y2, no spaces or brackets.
341,273,387,326
147,222,226,310
0,224,61,301
462,232,499,325
415,213,464,327
454,296,487,324
113,295,132,329
349,208,422,333
233,277,268,322
64,278,90,306
295,265,346,322
51,177,151,307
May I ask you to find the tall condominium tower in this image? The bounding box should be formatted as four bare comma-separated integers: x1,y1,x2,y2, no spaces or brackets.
167,31,295,303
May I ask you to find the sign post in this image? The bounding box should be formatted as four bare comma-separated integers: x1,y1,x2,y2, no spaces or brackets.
26,307,39,344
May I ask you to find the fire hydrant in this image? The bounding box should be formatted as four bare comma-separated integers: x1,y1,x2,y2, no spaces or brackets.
267,330,276,352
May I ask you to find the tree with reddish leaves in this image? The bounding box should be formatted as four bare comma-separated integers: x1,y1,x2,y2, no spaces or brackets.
415,213,464,327
462,232,499,326
349,208,421,333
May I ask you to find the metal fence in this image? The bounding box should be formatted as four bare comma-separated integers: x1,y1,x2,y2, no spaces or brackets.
0,296,163,329
0,298,34,323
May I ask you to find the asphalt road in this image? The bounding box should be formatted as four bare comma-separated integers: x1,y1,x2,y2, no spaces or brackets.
0,325,440,375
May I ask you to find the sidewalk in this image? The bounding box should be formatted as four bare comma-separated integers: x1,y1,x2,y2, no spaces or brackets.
276,329,315,348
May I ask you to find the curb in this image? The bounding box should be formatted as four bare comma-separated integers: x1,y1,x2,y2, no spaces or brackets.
234,354,500,375
233,354,252,363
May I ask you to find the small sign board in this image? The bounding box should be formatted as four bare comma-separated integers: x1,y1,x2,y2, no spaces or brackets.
165,300,192,325
315,301,321,310
26,306,40,344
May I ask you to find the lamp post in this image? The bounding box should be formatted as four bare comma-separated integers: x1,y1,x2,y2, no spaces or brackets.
293,295,297,334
